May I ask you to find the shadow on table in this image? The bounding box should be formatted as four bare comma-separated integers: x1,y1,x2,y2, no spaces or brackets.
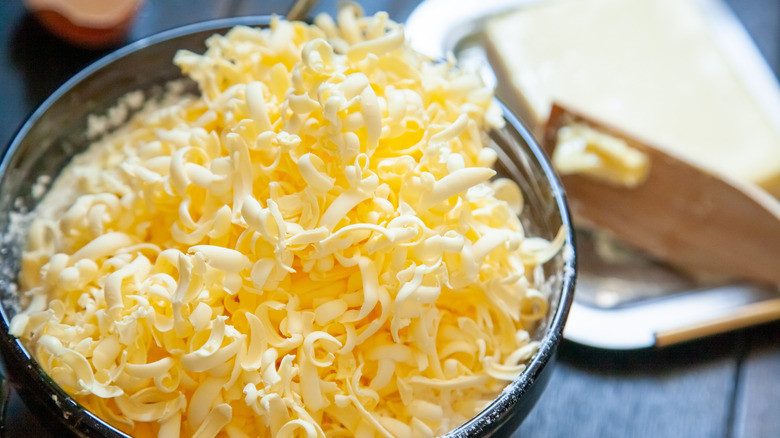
9,13,115,111
559,318,780,372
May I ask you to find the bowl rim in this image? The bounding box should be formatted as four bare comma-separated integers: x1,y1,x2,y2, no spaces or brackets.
0,15,577,438
444,101,577,436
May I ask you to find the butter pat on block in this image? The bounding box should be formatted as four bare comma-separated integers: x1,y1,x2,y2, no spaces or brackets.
553,122,650,188
484,0,780,198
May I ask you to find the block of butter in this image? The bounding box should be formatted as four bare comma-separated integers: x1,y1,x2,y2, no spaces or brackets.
484,0,780,198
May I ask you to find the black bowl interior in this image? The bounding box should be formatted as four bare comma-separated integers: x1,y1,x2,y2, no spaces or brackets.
0,16,576,438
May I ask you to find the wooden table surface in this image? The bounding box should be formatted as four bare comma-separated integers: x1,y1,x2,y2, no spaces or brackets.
1,0,779,437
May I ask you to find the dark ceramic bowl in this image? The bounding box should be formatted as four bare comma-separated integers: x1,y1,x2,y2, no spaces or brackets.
0,17,576,438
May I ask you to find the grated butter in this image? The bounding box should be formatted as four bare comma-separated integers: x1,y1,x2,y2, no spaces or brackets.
10,6,562,438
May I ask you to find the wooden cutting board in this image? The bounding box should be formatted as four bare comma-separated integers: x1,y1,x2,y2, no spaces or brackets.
543,103,780,286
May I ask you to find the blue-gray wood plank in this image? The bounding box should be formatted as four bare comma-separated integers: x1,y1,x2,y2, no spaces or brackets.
517,350,738,437
732,322,780,438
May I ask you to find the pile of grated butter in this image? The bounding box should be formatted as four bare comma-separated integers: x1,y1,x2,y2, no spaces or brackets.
10,6,563,437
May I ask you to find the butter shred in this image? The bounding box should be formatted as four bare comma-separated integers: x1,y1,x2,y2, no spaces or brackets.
11,7,561,438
